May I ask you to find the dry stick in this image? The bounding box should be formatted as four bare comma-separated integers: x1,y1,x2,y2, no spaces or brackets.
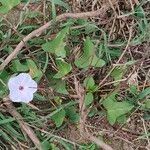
0,5,108,71
74,76,113,150
3,97,42,150
99,28,133,87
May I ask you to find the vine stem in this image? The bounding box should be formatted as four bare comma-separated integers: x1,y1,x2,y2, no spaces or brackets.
0,5,108,71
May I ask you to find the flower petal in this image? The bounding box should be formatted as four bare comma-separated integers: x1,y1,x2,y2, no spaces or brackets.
8,73,32,90
8,73,37,103
21,91,34,103
27,79,37,93
8,76,18,91
9,90,23,102
9,90,33,103
16,73,32,85
16,73,37,92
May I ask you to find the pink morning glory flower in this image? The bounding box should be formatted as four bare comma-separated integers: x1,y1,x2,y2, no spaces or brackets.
8,73,37,103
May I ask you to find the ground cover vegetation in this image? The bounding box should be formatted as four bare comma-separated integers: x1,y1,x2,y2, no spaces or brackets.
0,0,150,149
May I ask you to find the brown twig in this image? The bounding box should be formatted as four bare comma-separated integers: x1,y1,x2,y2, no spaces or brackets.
74,76,113,150
99,27,133,87
3,97,42,150
0,5,108,71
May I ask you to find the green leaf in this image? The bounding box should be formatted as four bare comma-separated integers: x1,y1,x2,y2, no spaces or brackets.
42,27,69,58
83,76,98,92
138,88,150,100
65,106,79,123
0,130,13,143
51,109,66,127
27,10,42,19
129,85,138,95
51,0,70,10
103,93,116,109
54,58,72,78
54,80,69,94
84,92,94,106
0,71,9,84
91,55,106,67
74,37,94,68
117,115,127,124
0,113,24,141
103,93,134,125
83,76,95,90
46,72,69,94
0,117,15,125
75,37,105,68
41,141,51,150
135,6,145,18
42,141,59,150
85,23,99,34
51,0,56,19
0,0,20,14
111,67,125,86
26,59,43,81
145,100,150,109
11,59,29,72
0,70,9,97
51,0,70,19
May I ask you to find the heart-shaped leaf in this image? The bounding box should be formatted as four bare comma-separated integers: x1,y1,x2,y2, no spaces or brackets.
65,106,79,123
54,80,69,94
54,58,72,78
145,100,150,109
84,92,94,106
138,88,150,100
11,59,28,72
111,67,126,86
103,93,134,125
84,77,95,90
51,109,66,127
0,0,20,14
42,27,69,58
75,37,105,68
91,55,105,67
26,59,43,81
